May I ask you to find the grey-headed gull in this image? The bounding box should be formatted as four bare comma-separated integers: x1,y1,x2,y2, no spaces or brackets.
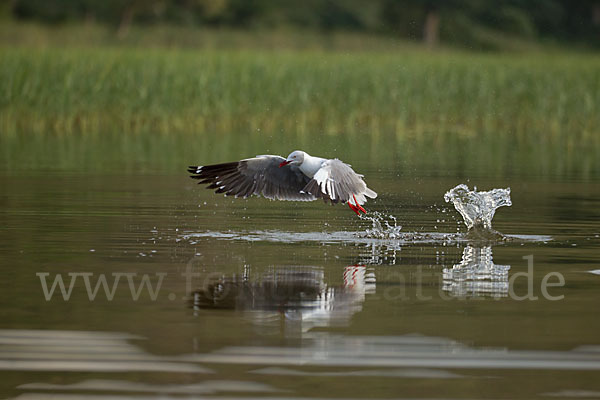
188,150,377,215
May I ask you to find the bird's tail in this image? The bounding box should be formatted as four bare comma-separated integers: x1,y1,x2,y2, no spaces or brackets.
365,188,377,199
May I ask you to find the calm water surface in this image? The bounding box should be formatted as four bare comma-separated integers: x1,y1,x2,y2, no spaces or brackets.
1,149,600,399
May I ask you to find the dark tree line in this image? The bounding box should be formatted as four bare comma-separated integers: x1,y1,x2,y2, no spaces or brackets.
5,0,600,48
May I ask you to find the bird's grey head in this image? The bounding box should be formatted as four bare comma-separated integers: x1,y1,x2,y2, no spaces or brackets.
279,150,305,167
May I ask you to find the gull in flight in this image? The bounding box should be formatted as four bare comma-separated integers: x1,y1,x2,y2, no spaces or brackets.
188,150,377,215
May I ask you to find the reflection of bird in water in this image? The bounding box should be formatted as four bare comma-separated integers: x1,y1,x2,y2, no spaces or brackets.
442,245,510,298
191,265,375,334
188,150,377,215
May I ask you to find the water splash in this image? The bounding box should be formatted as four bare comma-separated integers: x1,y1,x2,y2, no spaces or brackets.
359,211,466,244
361,211,403,239
444,184,512,230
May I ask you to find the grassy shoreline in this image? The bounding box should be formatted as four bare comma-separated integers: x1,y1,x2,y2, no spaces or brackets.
2,46,598,136
0,25,599,176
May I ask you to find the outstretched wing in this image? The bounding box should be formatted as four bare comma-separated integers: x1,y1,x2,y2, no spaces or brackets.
302,159,377,205
188,155,316,201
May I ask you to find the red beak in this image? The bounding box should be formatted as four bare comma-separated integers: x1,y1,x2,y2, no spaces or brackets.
279,160,291,168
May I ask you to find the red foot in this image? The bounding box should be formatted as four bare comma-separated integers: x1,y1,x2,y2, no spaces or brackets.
348,202,360,215
353,195,367,213
348,195,367,216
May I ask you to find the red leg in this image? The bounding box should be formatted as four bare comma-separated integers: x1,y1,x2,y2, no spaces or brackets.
348,202,360,215
353,195,367,214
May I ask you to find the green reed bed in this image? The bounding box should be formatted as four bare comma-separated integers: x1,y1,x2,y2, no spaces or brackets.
2,47,598,137
0,46,599,176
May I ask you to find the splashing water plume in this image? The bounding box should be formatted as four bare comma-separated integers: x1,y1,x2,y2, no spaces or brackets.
361,212,403,239
444,184,512,230
183,184,547,247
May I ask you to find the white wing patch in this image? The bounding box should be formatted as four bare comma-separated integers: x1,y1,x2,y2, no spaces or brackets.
311,159,377,206
314,168,336,200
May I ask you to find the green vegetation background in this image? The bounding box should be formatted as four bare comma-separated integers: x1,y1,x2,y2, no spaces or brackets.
1,1,599,177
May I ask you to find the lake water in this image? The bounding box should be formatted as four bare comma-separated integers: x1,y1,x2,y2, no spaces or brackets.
1,135,599,400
